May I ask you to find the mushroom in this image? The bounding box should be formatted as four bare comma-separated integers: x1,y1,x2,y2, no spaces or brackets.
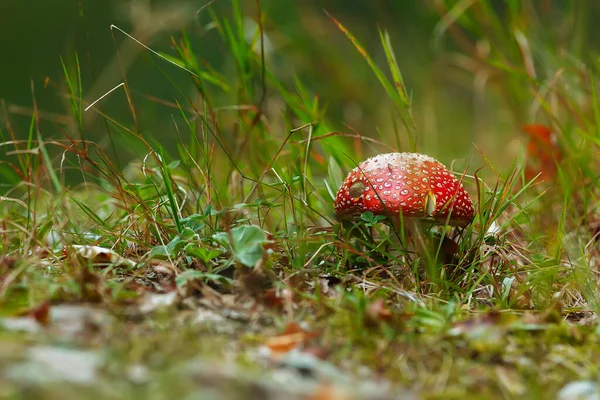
334,152,475,257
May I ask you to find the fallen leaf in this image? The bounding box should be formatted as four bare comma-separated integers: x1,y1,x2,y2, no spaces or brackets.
449,310,503,336
365,298,392,325
32,246,50,258
25,301,50,327
150,260,176,276
306,383,351,400
447,310,511,352
282,321,308,335
0,255,18,271
266,333,308,355
239,268,272,296
264,322,318,357
66,245,137,268
261,287,293,309
522,124,561,182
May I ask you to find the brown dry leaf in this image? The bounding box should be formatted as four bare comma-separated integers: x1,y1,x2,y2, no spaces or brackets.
521,311,543,325
13,301,50,327
149,260,176,276
264,322,319,356
447,310,514,352
0,256,18,285
365,298,392,325
239,269,272,296
540,301,563,324
506,276,533,309
32,246,51,258
25,301,51,327
261,287,293,309
0,255,18,271
514,292,533,309
449,310,503,336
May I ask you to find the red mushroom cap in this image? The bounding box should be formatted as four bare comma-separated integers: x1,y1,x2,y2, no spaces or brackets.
334,152,475,226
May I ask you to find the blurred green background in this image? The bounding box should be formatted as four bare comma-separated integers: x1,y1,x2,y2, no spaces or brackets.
0,1,597,179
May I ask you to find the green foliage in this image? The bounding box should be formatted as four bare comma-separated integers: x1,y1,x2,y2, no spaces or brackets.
175,269,231,289
213,225,269,268
359,211,386,225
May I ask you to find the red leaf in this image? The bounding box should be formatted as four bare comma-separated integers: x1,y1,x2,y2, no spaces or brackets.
19,301,51,327
522,124,561,181
261,287,293,309
30,302,51,326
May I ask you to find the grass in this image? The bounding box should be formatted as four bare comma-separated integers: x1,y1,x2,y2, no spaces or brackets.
1,1,600,398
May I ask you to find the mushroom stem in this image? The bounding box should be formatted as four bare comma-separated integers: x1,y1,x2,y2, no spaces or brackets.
389,216,423,251
391,217,439,281
407,219,428,257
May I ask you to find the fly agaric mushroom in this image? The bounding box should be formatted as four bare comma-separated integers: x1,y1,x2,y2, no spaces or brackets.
335,152,474,228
